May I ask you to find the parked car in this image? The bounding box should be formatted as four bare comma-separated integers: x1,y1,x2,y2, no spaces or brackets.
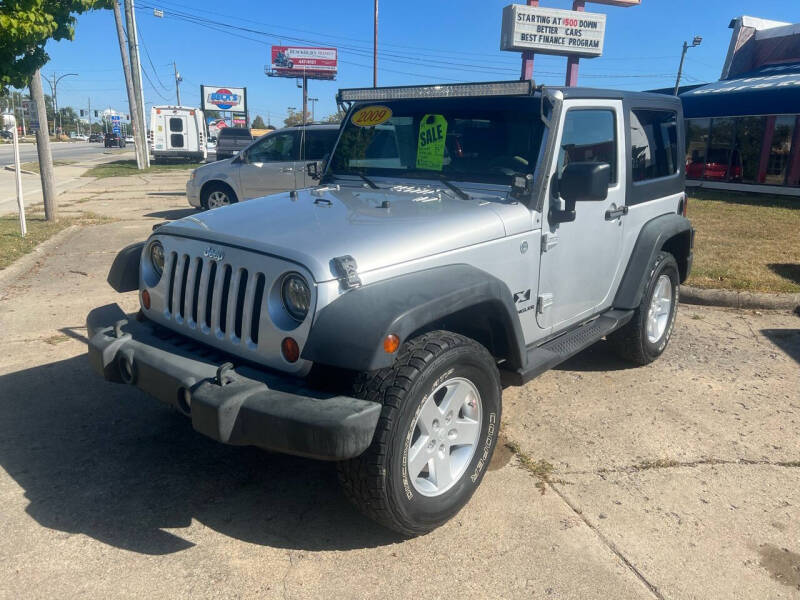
104,132,125,148
686,148,743,180
87,81,692,536
89,133,103,143
148,105,207,162
0,129,12,140
186,124,340,209
125,135,135,144
214,127,253,160
71,133,89,141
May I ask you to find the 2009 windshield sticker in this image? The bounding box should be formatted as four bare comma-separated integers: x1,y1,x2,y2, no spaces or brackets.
416,114,448,171
351,105,392,127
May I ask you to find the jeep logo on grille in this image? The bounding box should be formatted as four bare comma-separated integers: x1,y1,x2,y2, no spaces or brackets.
203,246,224,262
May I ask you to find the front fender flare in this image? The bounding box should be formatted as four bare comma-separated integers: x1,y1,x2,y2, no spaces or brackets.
302,264,526,372
107,242,144,293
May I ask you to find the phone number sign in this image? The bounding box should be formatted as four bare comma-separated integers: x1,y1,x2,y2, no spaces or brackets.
501,4,606,58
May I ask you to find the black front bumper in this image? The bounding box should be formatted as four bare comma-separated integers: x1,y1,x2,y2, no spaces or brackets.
87,304,381,460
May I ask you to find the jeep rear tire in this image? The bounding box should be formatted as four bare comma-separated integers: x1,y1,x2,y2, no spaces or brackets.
338,331,502,536
609,251,679,365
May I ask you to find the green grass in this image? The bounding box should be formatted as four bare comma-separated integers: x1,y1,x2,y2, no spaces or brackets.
0,212,113,270
82,159,200,179
686,189,800,294
19,160,74,174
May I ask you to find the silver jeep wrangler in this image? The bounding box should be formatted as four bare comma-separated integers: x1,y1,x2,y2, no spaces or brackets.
88,80,693,536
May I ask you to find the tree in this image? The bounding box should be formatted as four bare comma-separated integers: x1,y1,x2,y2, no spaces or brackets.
323,108,347,123
0,1,112,93
251,115,267,129
284,110,309,127
1,0,112,222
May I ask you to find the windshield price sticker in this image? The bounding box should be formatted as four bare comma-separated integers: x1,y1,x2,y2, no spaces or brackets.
416,114,448,171
352,105,393,127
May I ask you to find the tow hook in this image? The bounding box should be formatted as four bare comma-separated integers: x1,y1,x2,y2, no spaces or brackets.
216,362,236,386
114,319,128,338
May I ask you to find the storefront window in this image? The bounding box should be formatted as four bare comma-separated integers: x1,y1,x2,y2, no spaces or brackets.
733,117,766,183
704,118,735,181
764,116,795,185
685,118,710,180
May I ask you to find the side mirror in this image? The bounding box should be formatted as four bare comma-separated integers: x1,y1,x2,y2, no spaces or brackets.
550,161,610,224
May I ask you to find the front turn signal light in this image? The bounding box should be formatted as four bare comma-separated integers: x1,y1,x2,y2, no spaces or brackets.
383,334,400,354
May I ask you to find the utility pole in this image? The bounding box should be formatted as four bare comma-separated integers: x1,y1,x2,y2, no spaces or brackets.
29,69,57,221
373,0,378,87
173,61,182,105
302,70,308,125
113,0,144,168
674,35,703,95
124,0,150,167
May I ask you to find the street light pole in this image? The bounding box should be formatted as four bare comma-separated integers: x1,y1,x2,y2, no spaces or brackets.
46,72,77,136
674,35,702,95
373,0,378,87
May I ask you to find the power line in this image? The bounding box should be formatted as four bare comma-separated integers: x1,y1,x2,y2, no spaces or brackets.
137,22,171,91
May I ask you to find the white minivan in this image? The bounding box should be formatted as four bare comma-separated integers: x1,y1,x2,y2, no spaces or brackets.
149,106,207,162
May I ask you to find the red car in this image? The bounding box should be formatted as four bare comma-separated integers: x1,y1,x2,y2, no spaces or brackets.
686,149,742,180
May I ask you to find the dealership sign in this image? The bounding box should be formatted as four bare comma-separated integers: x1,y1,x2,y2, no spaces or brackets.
270,46,338,79
501,5,606,57
200,85,247,113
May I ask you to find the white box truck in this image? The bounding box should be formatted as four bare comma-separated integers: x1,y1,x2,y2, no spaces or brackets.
149,106,207,162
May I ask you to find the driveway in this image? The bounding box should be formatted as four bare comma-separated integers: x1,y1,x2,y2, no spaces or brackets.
0,172,798,599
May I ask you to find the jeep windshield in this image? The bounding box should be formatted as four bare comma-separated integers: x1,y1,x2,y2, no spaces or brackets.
329,97,544,186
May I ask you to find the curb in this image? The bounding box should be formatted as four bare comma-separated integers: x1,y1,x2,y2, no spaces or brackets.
680,285,800,311
4,163,37,175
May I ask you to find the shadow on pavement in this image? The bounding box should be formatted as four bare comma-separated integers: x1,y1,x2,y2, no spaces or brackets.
0,355,400,556
555,339,637,373
144,208,199,220
761,329,800,364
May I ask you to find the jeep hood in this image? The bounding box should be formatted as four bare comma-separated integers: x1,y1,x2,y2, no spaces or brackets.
158,185,515,282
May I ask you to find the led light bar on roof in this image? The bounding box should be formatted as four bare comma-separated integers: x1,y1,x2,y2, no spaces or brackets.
337,80,535,103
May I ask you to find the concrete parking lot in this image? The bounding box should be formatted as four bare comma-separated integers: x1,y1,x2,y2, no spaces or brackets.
0,172,798,599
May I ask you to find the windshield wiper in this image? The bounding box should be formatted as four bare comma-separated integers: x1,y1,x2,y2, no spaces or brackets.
438,174,469,200
355,172,380,189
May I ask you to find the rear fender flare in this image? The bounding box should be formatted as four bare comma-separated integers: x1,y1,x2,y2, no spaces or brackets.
614,213,693,310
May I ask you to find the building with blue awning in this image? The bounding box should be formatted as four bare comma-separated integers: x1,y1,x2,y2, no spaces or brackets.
679,17,800,195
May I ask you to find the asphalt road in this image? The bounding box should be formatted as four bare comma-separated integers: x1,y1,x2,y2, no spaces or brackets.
0,141,116,165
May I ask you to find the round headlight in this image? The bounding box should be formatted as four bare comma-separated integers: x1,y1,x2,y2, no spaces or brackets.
281,273,311,322
149,241,165,278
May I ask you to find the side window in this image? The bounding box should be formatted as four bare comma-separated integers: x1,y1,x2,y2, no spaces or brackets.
630,109,679,182
557,109,617,184
248,132,297,162
303,130,338,160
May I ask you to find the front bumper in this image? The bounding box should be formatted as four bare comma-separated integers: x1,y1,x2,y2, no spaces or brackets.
186,178,201,207
87,304,381,460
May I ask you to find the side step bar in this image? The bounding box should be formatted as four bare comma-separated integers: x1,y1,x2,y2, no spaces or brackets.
501,309,634,387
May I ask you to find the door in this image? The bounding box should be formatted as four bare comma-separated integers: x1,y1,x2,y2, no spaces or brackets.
537,101,626,331
167,116,187,150
237,130,299,199
296,128,339,187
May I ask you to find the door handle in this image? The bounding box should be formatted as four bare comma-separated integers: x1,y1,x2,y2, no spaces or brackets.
605,205,628,221
281,167,294,172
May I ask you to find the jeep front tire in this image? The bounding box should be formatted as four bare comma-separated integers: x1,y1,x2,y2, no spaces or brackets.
338,331,502,536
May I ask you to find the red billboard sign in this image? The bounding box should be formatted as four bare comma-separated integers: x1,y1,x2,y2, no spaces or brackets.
270,46,338,79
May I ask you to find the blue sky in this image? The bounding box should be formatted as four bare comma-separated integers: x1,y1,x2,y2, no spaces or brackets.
41,0,800,125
